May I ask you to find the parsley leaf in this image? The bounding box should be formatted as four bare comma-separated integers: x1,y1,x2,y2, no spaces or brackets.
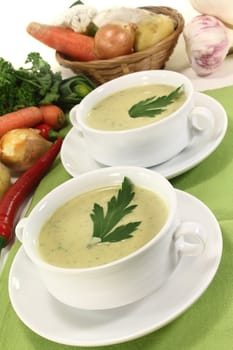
90,177,141,244
128,85,184,118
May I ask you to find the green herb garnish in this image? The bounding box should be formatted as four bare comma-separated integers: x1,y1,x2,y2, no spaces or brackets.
128,85,184,118
70,0,83,7
89,177,141,244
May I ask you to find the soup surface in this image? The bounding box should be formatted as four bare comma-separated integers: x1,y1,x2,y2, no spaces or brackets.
38,184,168,268
85,84,186,131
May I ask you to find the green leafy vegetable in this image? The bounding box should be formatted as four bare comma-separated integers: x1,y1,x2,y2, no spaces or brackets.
0,58,17,115
128,85,184,118
0,52,62,115
90,177,141,244
0,52,96,115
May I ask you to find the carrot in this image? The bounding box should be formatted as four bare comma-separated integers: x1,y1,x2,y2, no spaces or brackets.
39,105,66,130
0,106,43,137
26,22,96,61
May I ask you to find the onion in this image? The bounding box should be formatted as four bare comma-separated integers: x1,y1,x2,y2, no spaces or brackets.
94,22,136,59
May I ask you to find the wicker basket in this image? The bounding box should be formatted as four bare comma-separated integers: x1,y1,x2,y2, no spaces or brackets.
56,6,184,85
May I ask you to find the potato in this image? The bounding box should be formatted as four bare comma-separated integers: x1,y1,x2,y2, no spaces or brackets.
0,162,11,199
134,14,175,51
0,128,52,172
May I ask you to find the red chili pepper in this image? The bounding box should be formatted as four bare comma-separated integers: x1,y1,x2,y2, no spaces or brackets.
35,123,52,139
0,137,63,253
35,123,71,141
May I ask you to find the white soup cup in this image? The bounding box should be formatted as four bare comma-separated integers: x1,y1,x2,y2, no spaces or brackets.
70,70,215,167
16,166,206,310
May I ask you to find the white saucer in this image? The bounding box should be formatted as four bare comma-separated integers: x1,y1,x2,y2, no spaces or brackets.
8,190,222,347
61,92,227,179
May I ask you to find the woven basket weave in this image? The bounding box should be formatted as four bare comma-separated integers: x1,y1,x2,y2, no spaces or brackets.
56,6,184,85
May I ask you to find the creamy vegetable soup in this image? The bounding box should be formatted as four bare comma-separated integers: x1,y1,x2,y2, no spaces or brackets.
38,183,168,268
85,84,186,131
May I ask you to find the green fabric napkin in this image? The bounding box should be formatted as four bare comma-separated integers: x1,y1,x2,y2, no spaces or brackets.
1,85,233,350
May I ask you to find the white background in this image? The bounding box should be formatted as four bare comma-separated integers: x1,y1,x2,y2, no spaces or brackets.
0,0,233,91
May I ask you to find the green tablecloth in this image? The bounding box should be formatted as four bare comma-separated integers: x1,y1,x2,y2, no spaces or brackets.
1,85,233,350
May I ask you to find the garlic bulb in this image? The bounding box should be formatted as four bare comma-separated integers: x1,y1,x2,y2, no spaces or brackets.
190,0,233,26
183,15,230,76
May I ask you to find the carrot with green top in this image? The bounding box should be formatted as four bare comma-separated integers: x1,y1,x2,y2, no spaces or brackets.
0,106,43,137
26,22,96,61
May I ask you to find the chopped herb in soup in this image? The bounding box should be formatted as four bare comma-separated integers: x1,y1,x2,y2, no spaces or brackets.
38,181,168,268
85,84,186,131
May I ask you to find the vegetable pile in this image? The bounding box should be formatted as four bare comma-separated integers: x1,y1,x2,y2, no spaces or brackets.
0,51,96,253
0,52,96,173
26,4,176,61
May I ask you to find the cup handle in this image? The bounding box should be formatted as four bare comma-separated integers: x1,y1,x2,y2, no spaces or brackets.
15,217,28,243
69,105,83,134
174,221,206,256
189,106,216,139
